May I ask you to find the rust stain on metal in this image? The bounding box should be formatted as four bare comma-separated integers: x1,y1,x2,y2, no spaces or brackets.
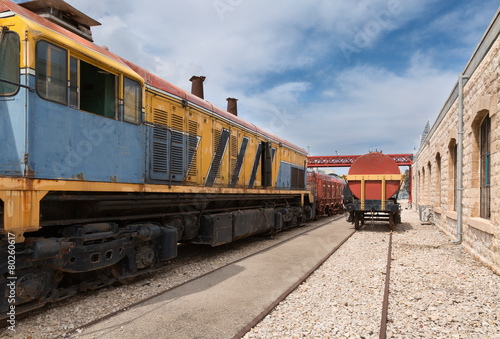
0,190,48,242
26,165,35,178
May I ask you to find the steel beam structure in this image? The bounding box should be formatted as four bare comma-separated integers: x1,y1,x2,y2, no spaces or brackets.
307,154,413,168
307,153,413,204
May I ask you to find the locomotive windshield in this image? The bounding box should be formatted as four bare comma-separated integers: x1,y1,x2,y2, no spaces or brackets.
0,27,20,96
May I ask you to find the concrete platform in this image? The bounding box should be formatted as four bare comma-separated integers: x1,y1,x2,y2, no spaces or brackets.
73,218,354,339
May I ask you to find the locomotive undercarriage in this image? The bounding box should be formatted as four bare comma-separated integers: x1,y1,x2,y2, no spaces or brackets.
315,201,343,218
0,191,311,320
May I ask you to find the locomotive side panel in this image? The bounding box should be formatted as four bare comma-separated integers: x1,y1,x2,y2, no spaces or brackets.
0,0,315,320
0,16,28,176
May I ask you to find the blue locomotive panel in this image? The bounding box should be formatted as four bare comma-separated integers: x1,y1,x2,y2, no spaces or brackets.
0,95,25,176
276,161,306,190
27,91,146,183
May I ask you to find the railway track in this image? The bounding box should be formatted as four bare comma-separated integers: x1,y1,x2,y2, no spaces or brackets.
55,214,350,338
10,214,341,339
379,230,393,339
236,224,395,339
233,225,356,338
32,216,397,339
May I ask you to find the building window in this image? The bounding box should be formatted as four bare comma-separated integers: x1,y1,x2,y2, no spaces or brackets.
480,115,491,219
436,154,441,207
0,30,20,96
36,41,68,104
452,144,458,212
427,162,431,205
421,167,425,205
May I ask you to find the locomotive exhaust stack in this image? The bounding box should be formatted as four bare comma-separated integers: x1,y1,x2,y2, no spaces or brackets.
190,75,206,99
226,97,238,116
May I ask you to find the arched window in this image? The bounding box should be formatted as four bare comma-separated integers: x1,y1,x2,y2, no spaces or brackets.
480,115,491,219
427,162,432,205
435,153,441,207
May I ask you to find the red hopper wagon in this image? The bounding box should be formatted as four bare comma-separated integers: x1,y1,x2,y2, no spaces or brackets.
344,152,404,230
307,172,345,218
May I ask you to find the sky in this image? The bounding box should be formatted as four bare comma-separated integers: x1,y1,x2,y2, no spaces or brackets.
13,0,500,161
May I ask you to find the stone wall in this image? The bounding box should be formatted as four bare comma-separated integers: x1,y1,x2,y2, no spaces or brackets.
412,20,500,273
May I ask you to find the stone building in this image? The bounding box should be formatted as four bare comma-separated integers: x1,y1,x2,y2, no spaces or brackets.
412,7,500,273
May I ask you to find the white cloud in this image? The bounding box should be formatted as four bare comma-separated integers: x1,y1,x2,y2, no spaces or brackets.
59,0,497,157
288,58,457,156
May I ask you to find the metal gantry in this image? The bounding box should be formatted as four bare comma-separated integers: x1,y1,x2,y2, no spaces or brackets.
307,154,413,167
307,154,413,203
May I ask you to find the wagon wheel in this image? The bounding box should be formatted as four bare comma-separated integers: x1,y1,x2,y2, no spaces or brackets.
389,212,394,231
354,213,361,230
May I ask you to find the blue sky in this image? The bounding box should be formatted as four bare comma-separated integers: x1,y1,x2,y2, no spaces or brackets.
14,0,500,161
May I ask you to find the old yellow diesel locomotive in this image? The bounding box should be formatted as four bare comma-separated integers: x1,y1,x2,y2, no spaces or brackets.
0,0,312,317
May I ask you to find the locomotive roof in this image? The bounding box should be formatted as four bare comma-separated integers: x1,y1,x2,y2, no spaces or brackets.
0,0,307,156
19,0,100,27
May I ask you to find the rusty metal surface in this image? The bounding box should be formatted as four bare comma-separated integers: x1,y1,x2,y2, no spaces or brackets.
233,226,356,339
348,153,401,201
0,190,47,242
189,75,205,99
379,230,393,339
0,177,312,196
67,215,353,339
226,97,238,116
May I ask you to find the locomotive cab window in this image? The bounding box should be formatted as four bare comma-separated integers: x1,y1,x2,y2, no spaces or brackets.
36,41,68,104
79,60,117,119
0,29,20,96
123,77,141,124
69,57,79,108
35,40,143,123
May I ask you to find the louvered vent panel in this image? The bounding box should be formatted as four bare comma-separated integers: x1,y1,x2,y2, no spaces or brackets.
153,108,168,126
171,130,183,144
213,129,222,179
171,130,184,175
188,120,199,176
172,114,184,130
151,127,169,178
230,135,237,174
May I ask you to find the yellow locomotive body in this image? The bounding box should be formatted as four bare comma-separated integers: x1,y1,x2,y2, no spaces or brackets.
0,0,312,318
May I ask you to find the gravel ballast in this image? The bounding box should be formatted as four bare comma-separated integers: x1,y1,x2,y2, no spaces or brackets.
1,216,338,339
3,206,500,338
245,205,500,338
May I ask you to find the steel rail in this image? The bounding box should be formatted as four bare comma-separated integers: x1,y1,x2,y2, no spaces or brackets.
379,230,393,339
63,214,347,338
232,227,356,339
